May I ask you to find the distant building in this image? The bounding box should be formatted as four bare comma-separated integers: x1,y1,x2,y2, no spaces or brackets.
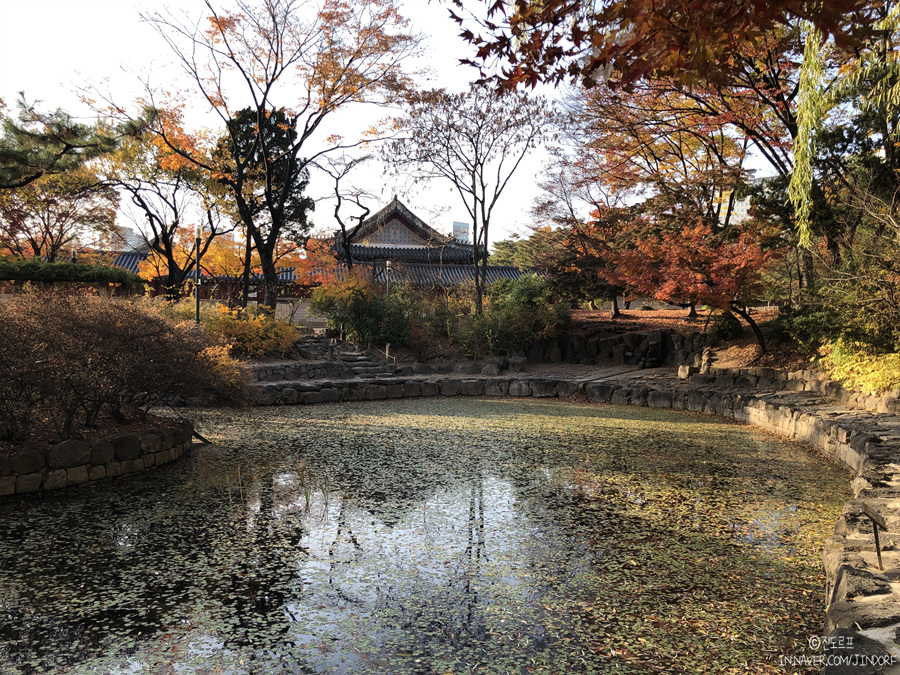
332,197,521,287
452,221,470,244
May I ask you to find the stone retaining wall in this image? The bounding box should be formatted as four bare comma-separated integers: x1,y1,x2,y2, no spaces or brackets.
686,365,900,415
0,420,194,497
523,329,707,367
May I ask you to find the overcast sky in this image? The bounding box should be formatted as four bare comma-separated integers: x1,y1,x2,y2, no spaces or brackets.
0,0,550,245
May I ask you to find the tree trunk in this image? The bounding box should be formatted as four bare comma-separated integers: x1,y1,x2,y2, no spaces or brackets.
730,301,767,354
240,234,252,309
610,295,621,319
687,303,698,318
799,247,816,296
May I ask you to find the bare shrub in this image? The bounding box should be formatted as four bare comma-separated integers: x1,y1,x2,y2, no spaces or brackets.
0,290,248,441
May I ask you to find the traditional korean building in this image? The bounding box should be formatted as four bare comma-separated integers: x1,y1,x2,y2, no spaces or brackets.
333,196,522,287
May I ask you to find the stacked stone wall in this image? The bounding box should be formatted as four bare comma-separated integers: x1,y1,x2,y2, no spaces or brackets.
0,420,194,497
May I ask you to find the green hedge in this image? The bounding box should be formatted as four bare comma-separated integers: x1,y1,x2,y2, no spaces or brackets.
0,259,144,288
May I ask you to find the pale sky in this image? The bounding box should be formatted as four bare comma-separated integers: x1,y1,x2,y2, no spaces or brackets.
0,0,549,245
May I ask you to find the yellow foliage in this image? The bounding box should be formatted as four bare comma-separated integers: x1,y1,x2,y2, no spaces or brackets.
818,339,900,395
206,305,298,358
200,344,248,390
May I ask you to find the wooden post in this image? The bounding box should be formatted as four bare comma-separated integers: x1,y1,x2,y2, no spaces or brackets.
863,502,888,571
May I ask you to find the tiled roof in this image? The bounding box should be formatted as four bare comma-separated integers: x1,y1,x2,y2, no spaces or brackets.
352,196,455,244
374,264,525,287
111,251,148,274
337,242,475,264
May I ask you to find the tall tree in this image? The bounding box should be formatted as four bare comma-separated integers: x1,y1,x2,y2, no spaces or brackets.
385,85,552,312
0,168,118,262
104,131,234,299
133,0,422,310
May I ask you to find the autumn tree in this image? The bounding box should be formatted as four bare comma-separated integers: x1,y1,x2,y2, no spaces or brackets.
385,84,552,313
0,168,118,262
134,0,422,311
103,128,235,300
605,220,779,350
446,0,875,89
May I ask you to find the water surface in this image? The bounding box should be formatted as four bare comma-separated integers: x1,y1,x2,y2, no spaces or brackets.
0,399,850,673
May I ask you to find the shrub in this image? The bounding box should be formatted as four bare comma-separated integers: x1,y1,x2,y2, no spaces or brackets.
818,338,900,395
309,274,410,346
0,290,248,442
206,305,299,358
483,274,570,354
0,257,144,289
766,303,844,351
707,311,743,343
143,298,299,358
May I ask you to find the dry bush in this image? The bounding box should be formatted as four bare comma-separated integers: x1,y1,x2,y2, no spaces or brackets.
0,290,249,442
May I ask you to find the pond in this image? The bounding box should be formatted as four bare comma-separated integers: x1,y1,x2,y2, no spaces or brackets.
0,398,850,674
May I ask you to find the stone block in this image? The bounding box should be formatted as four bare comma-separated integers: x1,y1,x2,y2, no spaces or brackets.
686,391,709,412
387,384,405,399
556,381,579,398
530,379,556,398
413,363,434,375
647,390,673,409
106,461,122,477
0,476,16,496
322,388,342,403
139,433,162,454
823,629,892,675
735,375,759,389
90,441,115,465
132,458,145,472
0,453,8,476
831,565,892,604
366,386,388,400
48,439,91,469
481,363,500,376
485,380,509,396
461,380,485,396
612,344,627,364
16,473,43,494
455,363,480,374
43,469,68,490
508,380,531,397
143,453,156,467
630,387,649,406
421,381,440,397
398,366,415,377
88,465,106,481
403,381,423,397
585,384,615,403
508,356,527,372
825,599,900,634
67,466,89,485
121,460,134,474
12,448,46,474
547,341,563,363
281,387,299,404
347,387,367,401
610,388,630,405
113,435,142,461
677,365,699,379
433,364,454,374
440,379,462,396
